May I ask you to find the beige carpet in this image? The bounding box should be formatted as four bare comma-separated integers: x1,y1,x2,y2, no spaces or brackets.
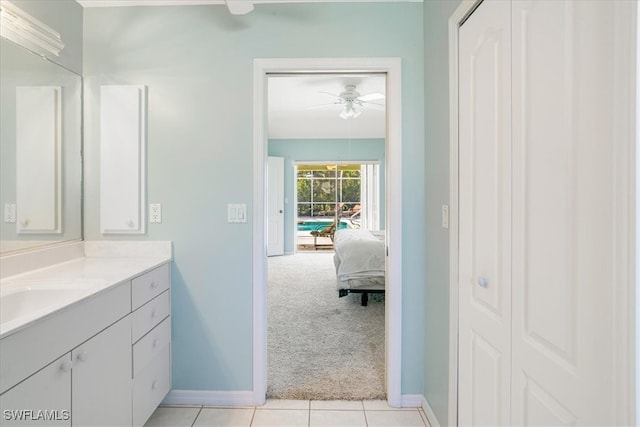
267,252,385,400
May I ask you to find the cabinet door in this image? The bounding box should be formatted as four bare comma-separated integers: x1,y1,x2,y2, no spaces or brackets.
100,85,146,234
72,317,131,426
0,354,71,426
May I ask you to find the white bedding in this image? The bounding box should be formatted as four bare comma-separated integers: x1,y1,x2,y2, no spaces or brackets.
333,229,385,284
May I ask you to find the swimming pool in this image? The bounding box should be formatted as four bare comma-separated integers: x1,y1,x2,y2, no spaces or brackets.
297,220,349,232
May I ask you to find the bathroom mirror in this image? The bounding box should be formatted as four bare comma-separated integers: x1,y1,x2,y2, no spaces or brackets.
0,38,82,254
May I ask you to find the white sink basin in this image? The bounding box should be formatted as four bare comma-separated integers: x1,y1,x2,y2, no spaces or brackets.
0,279,107,335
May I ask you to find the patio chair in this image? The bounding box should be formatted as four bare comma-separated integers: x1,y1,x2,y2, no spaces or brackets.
310,216,339,248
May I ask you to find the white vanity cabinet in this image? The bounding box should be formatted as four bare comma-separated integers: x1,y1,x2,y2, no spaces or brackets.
0,260,172,427
0,280,130,426
0,318,131,427
130,263,171,427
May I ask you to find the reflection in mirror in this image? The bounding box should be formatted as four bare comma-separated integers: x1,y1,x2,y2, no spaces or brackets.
0,38,82,253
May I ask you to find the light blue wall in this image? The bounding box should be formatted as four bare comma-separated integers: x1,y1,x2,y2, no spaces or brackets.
268,138,385,254
83,3,424,395
423,0,461,424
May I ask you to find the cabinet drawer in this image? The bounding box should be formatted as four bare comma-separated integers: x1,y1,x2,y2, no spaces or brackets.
132,263,169,310
132,291,170,343
133,317,170,377
132,344,171,427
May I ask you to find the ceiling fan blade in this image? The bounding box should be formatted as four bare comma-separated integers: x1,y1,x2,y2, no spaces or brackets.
362,102,386,110
319,91,343,99
305,102,341,110
359,92,385,102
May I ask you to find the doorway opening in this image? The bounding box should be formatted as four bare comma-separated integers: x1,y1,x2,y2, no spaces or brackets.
253,57,403,406
265,72,387,399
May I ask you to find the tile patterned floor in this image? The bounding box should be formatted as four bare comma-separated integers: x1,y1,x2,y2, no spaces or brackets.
144,400,430,427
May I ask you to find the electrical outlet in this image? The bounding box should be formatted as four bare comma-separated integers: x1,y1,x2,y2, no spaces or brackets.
442,205,449,229
4,203,16,223
149,203,162,223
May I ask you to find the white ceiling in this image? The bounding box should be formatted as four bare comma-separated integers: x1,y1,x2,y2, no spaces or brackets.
268,74,386,139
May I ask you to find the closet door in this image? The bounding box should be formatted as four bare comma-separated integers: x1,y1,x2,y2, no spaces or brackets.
510,1,621,424
267,156,285,256
457,1,512,425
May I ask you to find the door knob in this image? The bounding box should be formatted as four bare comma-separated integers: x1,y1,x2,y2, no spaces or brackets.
478,277,489,288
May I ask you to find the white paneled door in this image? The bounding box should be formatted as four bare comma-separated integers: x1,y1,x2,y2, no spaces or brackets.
267,156,285,257
458,1,512,424
458,0,632,425
510,1,622,424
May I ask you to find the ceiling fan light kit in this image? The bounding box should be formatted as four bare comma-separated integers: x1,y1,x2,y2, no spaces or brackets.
339,102,361,120
321,84,385,120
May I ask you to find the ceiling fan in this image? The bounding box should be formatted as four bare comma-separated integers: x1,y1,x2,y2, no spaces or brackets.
310,84,385,120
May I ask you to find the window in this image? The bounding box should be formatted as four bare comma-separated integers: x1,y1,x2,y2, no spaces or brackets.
295,162,380,230
296,164,361,219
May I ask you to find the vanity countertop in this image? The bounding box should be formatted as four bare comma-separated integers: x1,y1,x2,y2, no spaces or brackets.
0,241,172,339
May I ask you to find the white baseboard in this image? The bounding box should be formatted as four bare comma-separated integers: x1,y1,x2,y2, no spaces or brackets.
162,390,256,407
421,395,441,427
400,394,424,408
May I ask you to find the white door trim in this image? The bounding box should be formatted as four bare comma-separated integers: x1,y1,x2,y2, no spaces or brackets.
612,2,638,421
252,57,403,407
448,1,637,424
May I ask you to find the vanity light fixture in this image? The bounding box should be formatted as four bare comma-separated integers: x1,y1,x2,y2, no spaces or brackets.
224,0,254,15
0,0,65,58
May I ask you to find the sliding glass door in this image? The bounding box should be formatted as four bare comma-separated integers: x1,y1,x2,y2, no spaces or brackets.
296,162,379,229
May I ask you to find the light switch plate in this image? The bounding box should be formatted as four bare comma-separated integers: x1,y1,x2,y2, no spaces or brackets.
149,203,162,223
228,203,247,223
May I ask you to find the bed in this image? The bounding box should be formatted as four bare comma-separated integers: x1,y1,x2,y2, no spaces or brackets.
333,228,386,306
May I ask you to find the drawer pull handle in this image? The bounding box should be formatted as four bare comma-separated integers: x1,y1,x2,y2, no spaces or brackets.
77,351,88,362
151,308,157,318
151,380,158,390
152,338,160,348
60,360,73,373
150,280,157,289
